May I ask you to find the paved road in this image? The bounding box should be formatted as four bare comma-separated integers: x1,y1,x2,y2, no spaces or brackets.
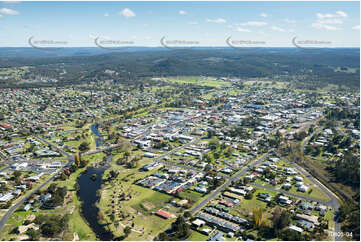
0,165,9,173
0,127,74,234
277,153,342,241
190,151,271,214
301,127,322,153
0,161,71,233
250,183,331,205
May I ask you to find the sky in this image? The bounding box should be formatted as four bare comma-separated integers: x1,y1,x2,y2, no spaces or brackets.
0,1,360,47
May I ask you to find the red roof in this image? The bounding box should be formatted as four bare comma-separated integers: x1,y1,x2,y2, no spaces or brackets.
176,188,184,193
219,200,233,207
0,123,11,129
156,210,172,219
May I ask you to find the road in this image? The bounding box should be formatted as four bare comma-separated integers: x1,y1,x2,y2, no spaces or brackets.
0,161,71,233
0,127,74,234
277,153,342,241
301,127,322,153
190,151,271,214
250,183,331,205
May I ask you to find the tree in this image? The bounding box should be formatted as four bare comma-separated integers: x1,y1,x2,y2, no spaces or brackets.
78,142,89,152
173,216,190,239
158,232,170,241
253,208,263,228
209,138,220,150
26,228,40,240
278,228,302,241
60,172,67,180
40,220,62,237
13,171,21,179
74,152,81,166
245,192,253,200
80,158,88,167
124,226,132,237
183,211,191,218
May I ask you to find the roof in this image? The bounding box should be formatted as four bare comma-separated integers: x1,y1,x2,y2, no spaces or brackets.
289,225,304,233
208,232,225,241
156,209,172,219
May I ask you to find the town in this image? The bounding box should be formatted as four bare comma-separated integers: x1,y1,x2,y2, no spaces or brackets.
0,75,359,241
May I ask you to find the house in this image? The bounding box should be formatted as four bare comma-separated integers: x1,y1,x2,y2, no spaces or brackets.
0,193,14,202
279,195,292,205
192,219,206,227
144,152,156,158
40,193,52,203
244,174,256,181
282,183,292,189
156,209,172,219
294,176,303,182
208,232,225,241
297,220,315,230
289,225,304,233
12,189,22,196
298,185,308,192
295,214,319,225
299,201,313,210
23,203,31,211
195,186,207,193
284,167,297,175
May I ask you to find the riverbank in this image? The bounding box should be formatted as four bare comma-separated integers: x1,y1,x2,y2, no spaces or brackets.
77,156,114,241
96,151,178,240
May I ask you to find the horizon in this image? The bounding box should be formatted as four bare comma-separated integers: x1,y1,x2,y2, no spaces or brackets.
0,1,359,48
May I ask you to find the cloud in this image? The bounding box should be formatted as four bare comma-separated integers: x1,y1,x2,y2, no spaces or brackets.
104,13,109,17
312,11,346,31
89,34,97,39
0,8,19,15
317,11,347,19
312,22,339,31
284,18,296,24
318,18,343,24
239,21,268,27
352,25,360,30
179,10,187,15
118,8,136,18
188,21,198,25
260,13,268,18
206,18,226,24
271,26,285,32
236,27,251,32
336,11,348,18
0,14,2,18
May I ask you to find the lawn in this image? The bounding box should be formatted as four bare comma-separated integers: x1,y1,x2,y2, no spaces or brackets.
187,230,209,241
0,165,97,241
97,156,177,240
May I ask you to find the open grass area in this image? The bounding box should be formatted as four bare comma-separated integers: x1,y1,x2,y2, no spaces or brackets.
97,156,177,240
161,76,231,88
0,165,97,241
187,230,209,241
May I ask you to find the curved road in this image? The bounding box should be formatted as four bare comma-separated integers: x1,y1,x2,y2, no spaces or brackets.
276,153,342,241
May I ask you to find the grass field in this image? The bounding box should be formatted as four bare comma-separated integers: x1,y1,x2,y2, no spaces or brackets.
187,230,209,241
161,76,231,88
97,157,176,240
0,165,97,241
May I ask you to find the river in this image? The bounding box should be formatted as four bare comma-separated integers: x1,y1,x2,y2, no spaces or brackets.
90,123,103,148
77,163,113,240
77,123,113,240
